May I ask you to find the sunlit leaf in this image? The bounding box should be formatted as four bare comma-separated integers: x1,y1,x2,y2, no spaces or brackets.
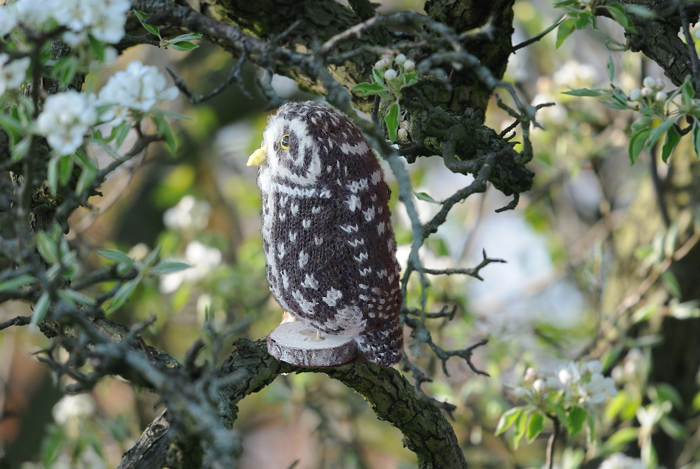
526,412,545,442
0,274,35,292
353,82,385,96
31,291,50,326
567,406,587,436
606,3,637,33
556,18,576,48
97,248,136,266
646,117,676,150
414,191,439,204
495,406,524,435
661,125,681,163
384,102,400,143
561,88,606,97
629,128,651,165
150,261,191,275
106,278,140,314
168,41,199,52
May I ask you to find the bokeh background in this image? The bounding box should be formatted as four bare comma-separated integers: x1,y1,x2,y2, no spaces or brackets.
1,0,690,468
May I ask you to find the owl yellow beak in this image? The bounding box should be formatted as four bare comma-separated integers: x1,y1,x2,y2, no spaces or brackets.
247,146,267,166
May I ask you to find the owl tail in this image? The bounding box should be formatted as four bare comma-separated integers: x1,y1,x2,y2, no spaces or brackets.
355,324,403,367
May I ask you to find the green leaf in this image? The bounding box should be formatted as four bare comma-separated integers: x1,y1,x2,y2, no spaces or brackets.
495,406,524,435
567,406,587,437
604,427,639,452
144,244,162,267
107,278,140,314
626,4,656,18
556,18,576,48
605,38,628,52
561,88,606,97
574,11,591,30
692,119,700,158
153,113,177,154
11,135,31,161
168,41,199,51
587,411,596,441
661,125,681,163
414,191,439,204
47,155,59,196
513,409,528,449
36,232,59,264
661,271,682,298
168,33,203,42
150,261,191,275
555,403,569,428
0,112,24,143
372,67,385,86
59,154,73,186
659,417,690,440
31,291,50,326
606,3,637,33
76,166,97,195
646,117,676,150
606,56,615,82
353,82,385,96
72,149,96,171
97,248,136,267
114,121,131,149
0,274,35,292
681,74,694,105
526,412,545,442
88,34,105,62
384,102,400,143
59,289,95,306
629,128,651,165
650,383,684,409
133,9,161,38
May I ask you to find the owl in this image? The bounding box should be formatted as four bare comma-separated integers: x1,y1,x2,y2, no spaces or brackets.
247,101,403,367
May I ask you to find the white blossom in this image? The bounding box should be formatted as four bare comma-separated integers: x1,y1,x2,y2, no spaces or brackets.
582,359,603,375
655,91,668,101
643,76,656,89
0,54,30,97
641,87,653,97
655,78,665,90
15,0,52,31
52,394,96,438
599,453,646,469
629,89,641,101
51,0,131,45
533,379,545,392
395,53,406,65
163,195,211,232
384,68,397,80
98,61,178,123
553,60,596,89
404,59,415,71
0,5,18,36
159,241,221,294
579,372,617,404
558,361,581,384
37,91,98,155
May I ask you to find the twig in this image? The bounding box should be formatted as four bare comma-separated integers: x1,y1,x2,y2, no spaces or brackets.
0,316,30,331
512,15,566,52
423,249,506,281
546,416,561,469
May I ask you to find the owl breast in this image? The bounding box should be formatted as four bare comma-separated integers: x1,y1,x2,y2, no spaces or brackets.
257,101,403,366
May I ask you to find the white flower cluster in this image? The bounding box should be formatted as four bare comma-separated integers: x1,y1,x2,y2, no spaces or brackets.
0,54,30,96
629,76,666,102
374,52,416,81
52,394,96,438
599,453,646,469
159,241,222,294
35,62,178,155
37,90,98,155
512,360,618,405
163,195,211,233
98,61,179,125
2,0,131,45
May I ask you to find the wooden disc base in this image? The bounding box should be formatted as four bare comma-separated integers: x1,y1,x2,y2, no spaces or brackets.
267,321,358,367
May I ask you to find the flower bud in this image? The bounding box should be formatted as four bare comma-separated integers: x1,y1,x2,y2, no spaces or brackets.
404,59,415,71
384,69,397,80
533,379,545,392
643,76,656,88
395,53,406,65
641,87,653,97
656,78,665,90
524,367,536,382
629,89,641,101
375,58,391,70
655,91,668,101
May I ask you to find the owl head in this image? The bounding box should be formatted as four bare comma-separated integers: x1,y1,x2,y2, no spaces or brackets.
247,101,370,187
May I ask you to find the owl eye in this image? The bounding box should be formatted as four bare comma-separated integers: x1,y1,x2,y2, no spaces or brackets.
280,134,290,150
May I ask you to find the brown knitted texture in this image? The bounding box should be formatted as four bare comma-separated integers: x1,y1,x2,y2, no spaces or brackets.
256,101,402,366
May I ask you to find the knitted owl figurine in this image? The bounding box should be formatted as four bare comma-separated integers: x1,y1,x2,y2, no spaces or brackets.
247,101,403,367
